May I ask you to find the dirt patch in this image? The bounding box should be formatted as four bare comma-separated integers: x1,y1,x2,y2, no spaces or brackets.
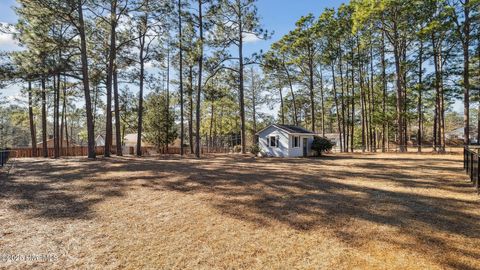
0,153,478,269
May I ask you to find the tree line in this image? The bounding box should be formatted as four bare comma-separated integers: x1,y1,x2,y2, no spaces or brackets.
264,0,479,153
0,0,478,158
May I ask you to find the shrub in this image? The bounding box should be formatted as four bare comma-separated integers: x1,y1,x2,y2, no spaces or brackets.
233,145,242,153
249,144,260,156
311,136,334,156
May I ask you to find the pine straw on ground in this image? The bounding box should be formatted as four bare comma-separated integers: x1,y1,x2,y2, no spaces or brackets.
0,153,479,269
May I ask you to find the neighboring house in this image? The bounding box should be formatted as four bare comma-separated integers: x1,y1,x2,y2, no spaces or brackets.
95,135,117,147
96,133,149,154
322,133,341,149
446,127,464,140
123,133,153,147
256,124,316,157
446,127,478,143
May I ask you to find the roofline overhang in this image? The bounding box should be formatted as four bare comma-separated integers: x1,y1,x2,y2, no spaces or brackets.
255,124,316,136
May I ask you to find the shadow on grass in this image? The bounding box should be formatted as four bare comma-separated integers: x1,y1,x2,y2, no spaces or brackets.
0,154,478,268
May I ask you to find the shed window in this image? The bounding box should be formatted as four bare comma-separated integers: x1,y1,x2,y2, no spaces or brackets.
269,136,278,147
293,136,300,148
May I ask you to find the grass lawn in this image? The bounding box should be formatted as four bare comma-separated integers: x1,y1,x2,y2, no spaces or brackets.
0,153,479,269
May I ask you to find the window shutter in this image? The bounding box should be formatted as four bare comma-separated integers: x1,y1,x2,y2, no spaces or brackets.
276,135,280,147
267,137,269,146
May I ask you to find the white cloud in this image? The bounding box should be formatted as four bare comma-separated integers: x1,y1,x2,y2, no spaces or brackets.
0,22,21,51
0,22,22,51
6,93,25,103
0,33,17,47
144,61,154,69
243,32,261,43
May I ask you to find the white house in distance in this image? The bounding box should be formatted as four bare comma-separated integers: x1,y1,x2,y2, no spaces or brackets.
256,124,316,157
96,133,182,155
95,133,151,154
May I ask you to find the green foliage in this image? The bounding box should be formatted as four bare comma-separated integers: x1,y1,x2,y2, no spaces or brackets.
233,145,242,153
249,143,260,155
311,136,334,156
1,0,478,154
144,91,177,151
0,101,31,148
120,87,139,134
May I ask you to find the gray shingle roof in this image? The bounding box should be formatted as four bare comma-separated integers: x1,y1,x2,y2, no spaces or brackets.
275,124,315,134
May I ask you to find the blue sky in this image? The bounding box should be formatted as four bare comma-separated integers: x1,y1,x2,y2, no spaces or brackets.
0,0,463,113
0,0,17,23
244,0,348,55
0,0,348,101
0,0,350,57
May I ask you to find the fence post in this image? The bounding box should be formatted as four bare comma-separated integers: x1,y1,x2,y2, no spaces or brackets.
471,152,474,182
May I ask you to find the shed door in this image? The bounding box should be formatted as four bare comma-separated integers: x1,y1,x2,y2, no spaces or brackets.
302,138,308,157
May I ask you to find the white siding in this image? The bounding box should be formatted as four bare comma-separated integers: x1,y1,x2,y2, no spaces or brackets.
288,135,314,157
95,136,105,147
258,126,290,157
288,135,302,157
258,126,314,157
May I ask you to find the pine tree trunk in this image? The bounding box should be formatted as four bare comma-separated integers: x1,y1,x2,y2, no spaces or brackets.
308,48,316,132
417,40,423,152
393,47,404,152
60,76,66,151
136,15,147,157
77,0,96,158
439,49,446,152
345,62,350,152
54,72,61,158
195,0,203,158
63,78,70,156
332,64,343,152
284,61,298,126
381,29,387,152
28,81,37,157
477,34,480,144
432,33,443,152
359,65,366,152
178,0,184,156
433,99,438,151
320,67,326,137
350,49,355,152
166,47,170,152
188,66,194,154
279,86,285,125
105,0,117,158
238,8,246,154
463,0,471,146
209,102,214,150
369,40,376,152
338,43,347,152
251,69,257,141
114,68,122,155
41,78,47,157
365,74,371,151
402,42,408,152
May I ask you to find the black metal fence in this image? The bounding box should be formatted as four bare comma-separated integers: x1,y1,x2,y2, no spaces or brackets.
463,146,480,193
0,150,11,167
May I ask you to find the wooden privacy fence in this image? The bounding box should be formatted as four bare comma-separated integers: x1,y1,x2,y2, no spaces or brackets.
11,146,230,158
134,146,230,156
11,147,105,158
463,146,480,193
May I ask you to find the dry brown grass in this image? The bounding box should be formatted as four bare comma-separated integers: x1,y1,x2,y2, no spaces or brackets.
0,153,479,269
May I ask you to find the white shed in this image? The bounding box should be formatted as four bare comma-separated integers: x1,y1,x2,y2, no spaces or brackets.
256,124,316,157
